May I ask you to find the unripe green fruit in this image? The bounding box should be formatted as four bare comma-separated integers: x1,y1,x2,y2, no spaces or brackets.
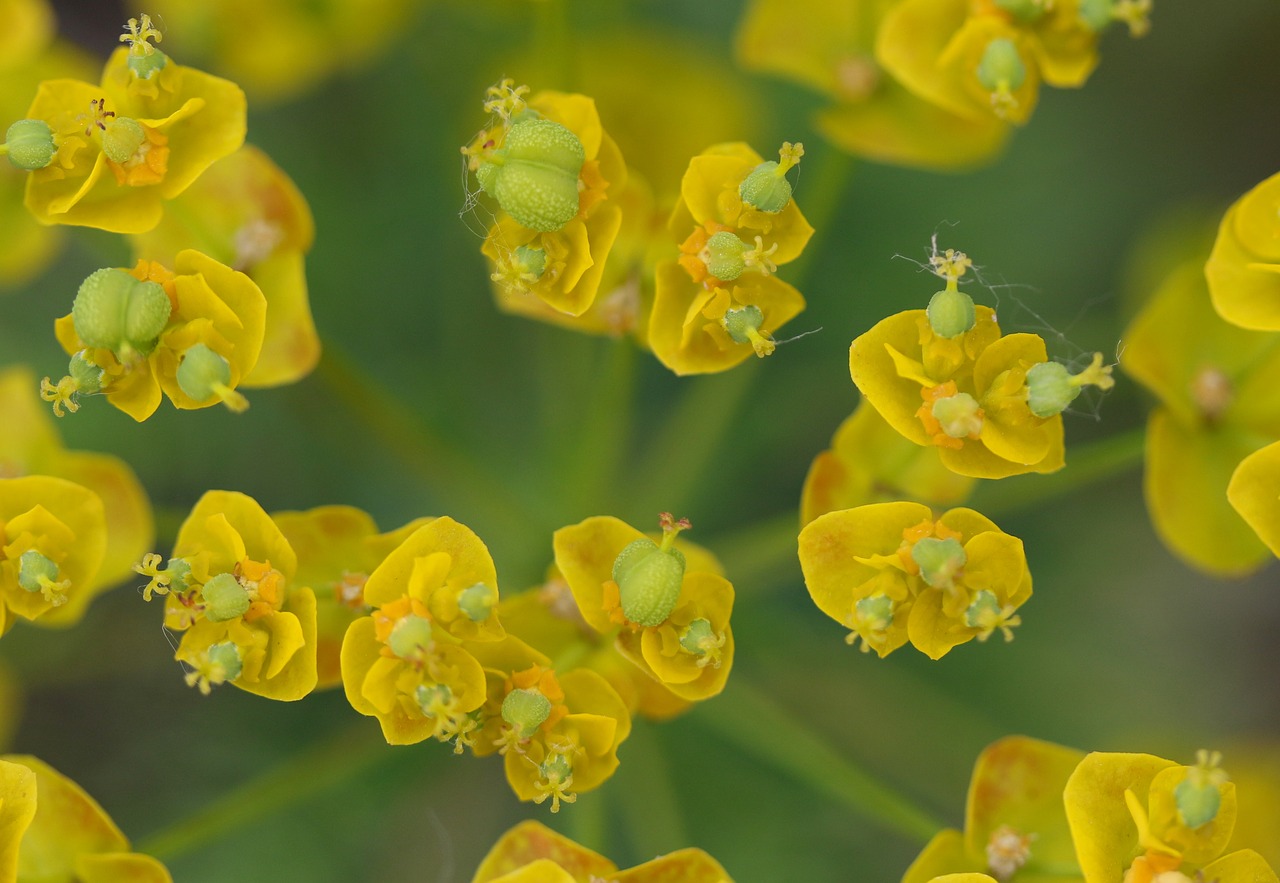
5,119,57,170
207,641,243,681
201,573,250,622
926,287,976,338
502,687,553,738
977,38,1027,92
128,47,168,79
703,231,749,281
71,268,171,356
1025,361,1079,418
612,538,686,627
477,118,585,232
17,550,59,593
176,344,232,403
101,117,146,164
739,161,793,214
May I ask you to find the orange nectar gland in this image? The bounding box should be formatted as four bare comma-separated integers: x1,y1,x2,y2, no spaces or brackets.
608,513,691,628
83,97,170,187
739,142,804,214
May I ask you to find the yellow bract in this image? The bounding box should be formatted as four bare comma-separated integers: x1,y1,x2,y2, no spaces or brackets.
1206,169,1280,331
0,755,171,882
1227,441,1280,559
799,502,1031,659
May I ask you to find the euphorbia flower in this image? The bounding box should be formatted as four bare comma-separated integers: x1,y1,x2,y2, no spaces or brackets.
272,505,432,689
135,490,317,700
0,754,171,882
1121,259,1280,575
340,517,503,745
42,249,267,421
799,501,1031,659
130,144,319,386
801,399,976,526
0,475,106,634
1064,750,1278,883
1205,169,1280,331
903,735,1085,883
553,514,734,701
736,0,1009,170
12,15,245,233
0,365,152,603
1228,440,1280,560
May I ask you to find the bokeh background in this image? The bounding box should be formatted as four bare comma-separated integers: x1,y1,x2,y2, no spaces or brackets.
2,0,1279,880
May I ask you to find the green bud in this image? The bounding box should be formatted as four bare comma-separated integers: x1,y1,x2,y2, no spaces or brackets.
68,352,104,396
388,614,433,659
17,550,59,593
932,393,984,439
1077,0,1114,30
71,268,171,357
679,618,717,655
457,582,496,622
165,557,193,594
128,47,168,79
1175,753,1226,829
722,305,765,345
1025,361,1080,418
977,38,1027,93
476,117,584,233
501,687,553,738
995,0,1048,22
926,287,976,338
855,594,894,631
176,344,232,404
912,537,967,589
739,161,793,214
101,116,146,165
201,573,250,622
513,244,547,279
206,641,243,682
4,119,57,170
612,537,686,627
702,231,750,281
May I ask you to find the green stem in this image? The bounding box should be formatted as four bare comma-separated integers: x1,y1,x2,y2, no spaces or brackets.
707,508,798,595
136,725,388,862
563,339,635,515
694,680,943,843
610,722,687,857
787,146,856,291
534,0,574,91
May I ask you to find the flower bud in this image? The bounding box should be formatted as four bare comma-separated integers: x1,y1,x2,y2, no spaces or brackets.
201,573,250,622
612,538,686,627
176,344,232,403
4,119,57,170
72,268,171,357
476,117,585,232
977,39,1027,94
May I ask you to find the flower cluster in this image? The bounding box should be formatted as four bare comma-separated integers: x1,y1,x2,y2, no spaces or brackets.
736,0,1151,169
906,738,1277,883
136,497,735,812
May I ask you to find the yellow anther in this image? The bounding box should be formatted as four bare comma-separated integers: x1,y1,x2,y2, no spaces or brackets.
1114,0,1152,36
742,236,779,276
121,14,163,56
744,325,777,358
483,79,530,123
990,83,1020,118
39,376,82,417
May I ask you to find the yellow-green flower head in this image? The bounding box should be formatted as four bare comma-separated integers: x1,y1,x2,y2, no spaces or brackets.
1228,441,1280,560
471,820,735,883
15,20,245,234
272,505,432,690
799,502,1031,659
553,514,735,702
476,84,629,319
0,475,107,634
0,366,153,606
1206,169,1280,332
1121,258,1280,576
129,144,319,387
0,755,171,882
903,736,1086,883
735,0,1010,170
340,517,501,745
1064,750,1277,883
43,250,267,421
801,398,977,527
135,490,317,700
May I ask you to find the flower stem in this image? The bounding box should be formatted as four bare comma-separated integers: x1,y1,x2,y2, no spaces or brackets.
610,721,686,858
693,680,943,843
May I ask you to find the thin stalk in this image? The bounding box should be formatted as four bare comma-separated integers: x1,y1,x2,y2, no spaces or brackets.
611,722,687,857
562,339,636,516
693,680,943,844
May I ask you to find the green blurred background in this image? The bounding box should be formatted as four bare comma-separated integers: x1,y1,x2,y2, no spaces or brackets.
2,0,1279,879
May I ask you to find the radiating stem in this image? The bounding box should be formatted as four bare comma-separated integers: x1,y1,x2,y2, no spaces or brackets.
610,721,687,857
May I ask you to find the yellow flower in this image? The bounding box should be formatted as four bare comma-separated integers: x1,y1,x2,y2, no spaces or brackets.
43,249,267,421
1064,750,1278,883
471,820,735,883
1228,441,1280,560
135,490,317,700
0,754,171,882
17,21,246,233
472,83,628,319
130,144,319,387
0,474,106,634
903,736,1085,882
799,502,1031,659
272,505,431,689
0,0,54,74
340,517,502,745
553,514,735,702
0,365,152,604
736,0,1009,170
1205,169,1280,331
1121,259,1280,576
801,398,976,526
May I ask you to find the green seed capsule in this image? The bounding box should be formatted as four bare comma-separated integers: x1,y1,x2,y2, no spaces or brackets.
612,537,686,627
679,618,717,656
856,595,894,631
977,38,1027,93
207,641,243,681
926,287,976,338
476,117,585,233
912,537,967,589
739,161,792,214
388,614,433,659
165,557,193,594
67,352,104,395
457,582,496,622
71,268,171,357
514,244,547,279
101,117,146,165
201,573,250,622
722,305,766,345
17,550,59,593
501,687,553,738
176,344,232,403
4,119,57,170
1025,361,1078,418
703,231,750,281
